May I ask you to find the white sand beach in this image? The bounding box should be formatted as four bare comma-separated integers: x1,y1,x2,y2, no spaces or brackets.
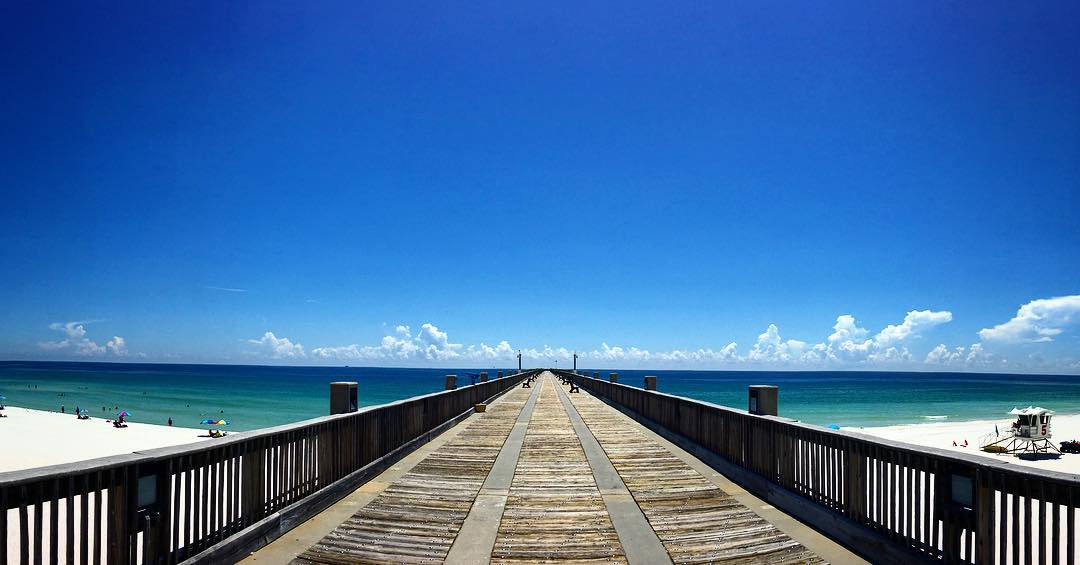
852,413,1080,474
0,405,213,473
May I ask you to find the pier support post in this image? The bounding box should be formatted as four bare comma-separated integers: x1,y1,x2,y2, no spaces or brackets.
479,372,488,383
593,372,599,379
329,381,359,415
748,385,778,416
609,372,618,383
445,374,457,390
644,375,657,391
497,371,503,379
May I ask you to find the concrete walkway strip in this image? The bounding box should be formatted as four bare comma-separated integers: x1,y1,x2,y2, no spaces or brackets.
553,375,673,565
444,380,542,565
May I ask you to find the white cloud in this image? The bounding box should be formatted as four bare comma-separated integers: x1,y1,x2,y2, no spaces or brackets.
873,310,953,348
246,298,1079,372
978,295,1080,343
106,336,127,356
39,321,128,357
308,323,739,368
800,311,951,366
926,343,963,365
746,324,809,363
247,331,305,359
312,323,470,362
868,346,912,363
828,314,869,345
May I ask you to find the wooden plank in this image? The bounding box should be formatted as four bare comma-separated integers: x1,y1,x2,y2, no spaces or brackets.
48,479,57,565
1014,476,1022,565
0,487,7,565
1054,483,1061,565
999,473,1008,565
1068,486,1075,565
93,473,101,565
1025,482,1033,565
492,378,625,564
65,477,74,565
296,381,534,564
34,483,43,565
564,374,823,565
80,475,89,565
172,460,181,563
184,461,192,554
20,486,29,565
1041,481,1048,565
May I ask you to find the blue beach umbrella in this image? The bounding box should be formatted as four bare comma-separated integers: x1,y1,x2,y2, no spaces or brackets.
117,410,132,418
826,424,842,430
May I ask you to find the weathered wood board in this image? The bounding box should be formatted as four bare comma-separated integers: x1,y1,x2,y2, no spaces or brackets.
293,386,532,564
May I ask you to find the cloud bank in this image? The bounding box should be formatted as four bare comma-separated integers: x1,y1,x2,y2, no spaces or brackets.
230,294,1079,373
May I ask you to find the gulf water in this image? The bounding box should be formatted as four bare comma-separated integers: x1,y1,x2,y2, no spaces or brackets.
2,362,1079,431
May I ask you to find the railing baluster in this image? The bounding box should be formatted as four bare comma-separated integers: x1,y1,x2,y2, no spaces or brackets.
20,486,29,565
0,486,7,565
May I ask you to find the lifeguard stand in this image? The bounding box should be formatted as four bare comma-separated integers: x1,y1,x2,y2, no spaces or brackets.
981,406,1059,458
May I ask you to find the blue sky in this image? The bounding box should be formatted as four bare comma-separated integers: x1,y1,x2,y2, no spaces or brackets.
2,2,1078,372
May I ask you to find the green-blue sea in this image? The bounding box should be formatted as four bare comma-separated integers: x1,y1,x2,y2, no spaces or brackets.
2,362,1079,431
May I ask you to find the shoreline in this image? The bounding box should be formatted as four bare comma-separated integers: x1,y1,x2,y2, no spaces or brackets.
850,412,1080,473
0,404,215,473
6,401,1080,475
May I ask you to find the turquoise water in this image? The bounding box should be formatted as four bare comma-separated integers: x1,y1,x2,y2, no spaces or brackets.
0,362,512,431
2,362,1079,430
600,369,1080,427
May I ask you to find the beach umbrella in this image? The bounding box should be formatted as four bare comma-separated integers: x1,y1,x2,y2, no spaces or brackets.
826,424,841,430
201,418,230,426
117,410,131,418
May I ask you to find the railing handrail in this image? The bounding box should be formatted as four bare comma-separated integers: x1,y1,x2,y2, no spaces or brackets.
556,368,1080,564
554,369,1080,485
0,371,532,487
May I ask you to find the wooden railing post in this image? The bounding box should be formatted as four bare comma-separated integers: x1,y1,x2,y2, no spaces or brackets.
107,468,131,565
974,469,995,565
845,441,865,521
242,440,265,524
140,461,174,564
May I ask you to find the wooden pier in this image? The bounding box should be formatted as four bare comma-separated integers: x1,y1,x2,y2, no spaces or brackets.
272,373,844,564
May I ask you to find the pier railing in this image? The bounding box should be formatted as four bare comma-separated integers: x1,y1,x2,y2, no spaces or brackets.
0,369,535,565
560,369,1080,565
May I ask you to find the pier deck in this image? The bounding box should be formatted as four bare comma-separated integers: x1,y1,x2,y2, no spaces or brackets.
248,372,862,564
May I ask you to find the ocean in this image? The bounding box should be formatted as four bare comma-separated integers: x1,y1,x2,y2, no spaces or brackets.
2,362,1079,430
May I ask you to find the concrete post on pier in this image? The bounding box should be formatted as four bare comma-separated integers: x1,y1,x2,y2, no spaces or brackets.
445,374,457,390
497,371,503,379
609,372,618,383
330,381,359,415
748,385,778,416
479,372,488,382
644,375,657,391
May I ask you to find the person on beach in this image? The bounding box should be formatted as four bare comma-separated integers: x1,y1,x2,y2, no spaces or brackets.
61,405,65,414
168,417,173,426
